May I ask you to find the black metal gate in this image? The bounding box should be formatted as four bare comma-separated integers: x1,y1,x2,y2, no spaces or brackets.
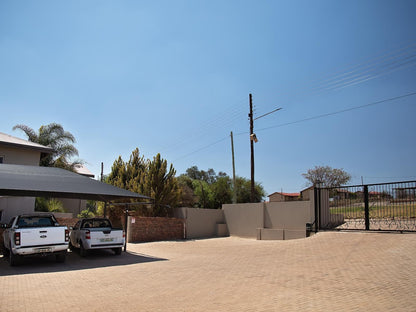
316,181,416,232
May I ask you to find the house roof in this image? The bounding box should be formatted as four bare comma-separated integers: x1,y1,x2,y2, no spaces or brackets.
369,191,384,195
301,186,314,192
0,132,53,154
0,164,150,202
74,164,95,178
268,192,300,197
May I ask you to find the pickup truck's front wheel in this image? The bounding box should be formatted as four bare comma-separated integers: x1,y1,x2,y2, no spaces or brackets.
8,249,20,266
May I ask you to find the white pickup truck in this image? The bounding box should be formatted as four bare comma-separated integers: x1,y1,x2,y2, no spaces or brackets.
2,213,69,266
69,218,125,257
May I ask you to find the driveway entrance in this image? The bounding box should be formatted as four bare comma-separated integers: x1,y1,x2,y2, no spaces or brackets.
316,181,416,232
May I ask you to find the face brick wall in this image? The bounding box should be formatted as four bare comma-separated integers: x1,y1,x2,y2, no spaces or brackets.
58,215,185,243
127,215,185,243
56,218,79,228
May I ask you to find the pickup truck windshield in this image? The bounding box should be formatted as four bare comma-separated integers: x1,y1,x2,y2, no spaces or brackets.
17,216,55,228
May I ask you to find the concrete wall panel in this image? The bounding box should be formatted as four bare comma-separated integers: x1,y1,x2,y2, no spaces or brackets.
265,201,313,229
222,203,264,238
174,208,226,239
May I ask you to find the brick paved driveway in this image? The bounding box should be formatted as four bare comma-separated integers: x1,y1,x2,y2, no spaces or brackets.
1,231,415,311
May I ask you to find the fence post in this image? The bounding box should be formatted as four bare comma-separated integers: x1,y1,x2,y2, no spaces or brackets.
364,185,370,230
314,186,320,233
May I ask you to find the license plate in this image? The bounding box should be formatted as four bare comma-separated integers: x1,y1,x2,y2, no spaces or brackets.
36,248,52,253
100,238,114,242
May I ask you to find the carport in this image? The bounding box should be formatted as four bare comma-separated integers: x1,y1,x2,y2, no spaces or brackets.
0,163,150,202
0,164,152,252
0,162,152,224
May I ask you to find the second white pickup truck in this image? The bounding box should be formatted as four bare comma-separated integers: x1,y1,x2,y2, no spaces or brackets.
69,218,125,257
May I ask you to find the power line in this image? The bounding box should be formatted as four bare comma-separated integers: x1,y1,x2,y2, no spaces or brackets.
310,42,416,91
318,54,416,91
364,176,416,179
314,44,416,87
173,91,416,160
254,107,282,121
172,136,229,162
256,91,416,132
263,41,416,108
160,97,247,154
165,43,416,161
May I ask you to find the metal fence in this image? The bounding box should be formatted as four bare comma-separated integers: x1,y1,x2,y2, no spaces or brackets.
317,181,416,232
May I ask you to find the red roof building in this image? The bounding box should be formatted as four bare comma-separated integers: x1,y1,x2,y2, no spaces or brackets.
268,192,301,202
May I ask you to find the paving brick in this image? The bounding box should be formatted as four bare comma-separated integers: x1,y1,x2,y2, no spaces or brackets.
0,232,415,311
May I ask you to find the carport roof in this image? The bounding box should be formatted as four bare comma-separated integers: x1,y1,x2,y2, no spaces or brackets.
0,164,151,202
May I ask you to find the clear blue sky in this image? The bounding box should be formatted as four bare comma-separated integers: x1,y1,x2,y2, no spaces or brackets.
1,1,415,196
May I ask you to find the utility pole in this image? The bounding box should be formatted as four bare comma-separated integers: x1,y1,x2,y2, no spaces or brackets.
248,94,282,203
230,131,237,204
249,94,255,203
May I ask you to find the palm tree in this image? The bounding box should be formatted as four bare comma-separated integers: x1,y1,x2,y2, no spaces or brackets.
13,123,81,170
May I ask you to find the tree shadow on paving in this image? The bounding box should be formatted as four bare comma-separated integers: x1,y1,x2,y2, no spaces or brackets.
0,249,167,276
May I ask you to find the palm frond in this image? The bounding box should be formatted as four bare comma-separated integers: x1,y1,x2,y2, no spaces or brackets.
12,124,38,142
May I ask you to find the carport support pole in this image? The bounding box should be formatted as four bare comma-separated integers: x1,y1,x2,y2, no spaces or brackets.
124,204,128,252
104,202,107,218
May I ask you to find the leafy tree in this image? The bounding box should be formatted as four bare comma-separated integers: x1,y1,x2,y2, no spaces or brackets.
181,167,225,208
177,175,196,207
35,198,64,212
178,167,265,208
302,165,351,188
106,149,147,218
185,166,203,180
106,149,179,217
185,166,215,183
212,176,233,207
13,123,81,170
185,166,226,184
235,176,265,203
77,200,99,218
125,148,146,194
142,153,179,216
107,156,127,188
77,209,95,218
